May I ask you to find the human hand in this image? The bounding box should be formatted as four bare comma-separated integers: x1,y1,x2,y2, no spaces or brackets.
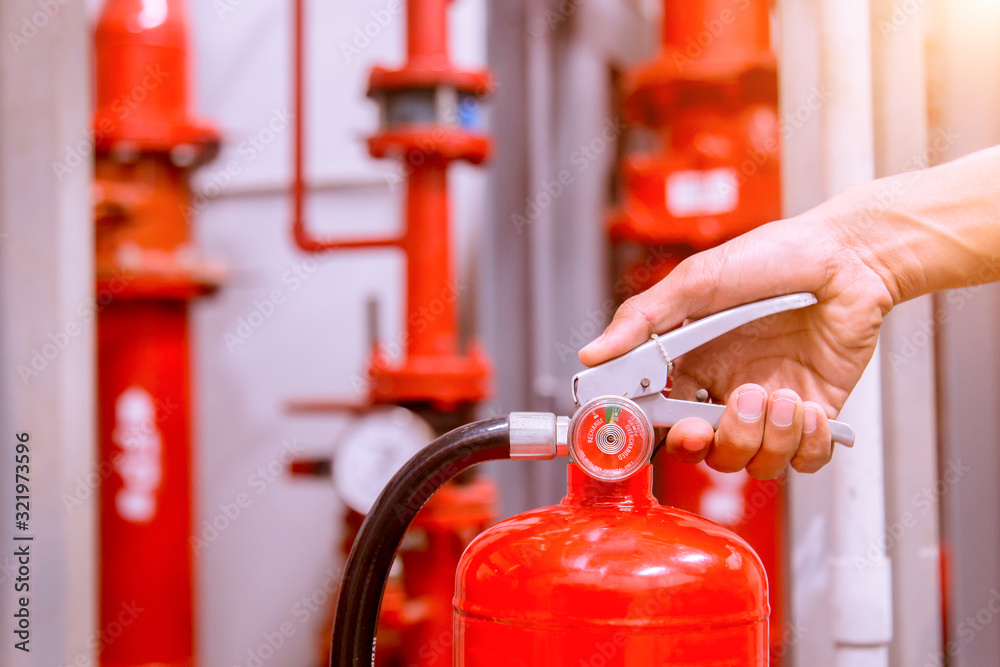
579,207,896,479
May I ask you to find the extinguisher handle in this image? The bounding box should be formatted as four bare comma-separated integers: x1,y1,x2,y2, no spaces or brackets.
634,395,855,447
572,293,820,405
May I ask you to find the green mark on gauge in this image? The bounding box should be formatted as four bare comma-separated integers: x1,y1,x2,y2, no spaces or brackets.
606,404,622,425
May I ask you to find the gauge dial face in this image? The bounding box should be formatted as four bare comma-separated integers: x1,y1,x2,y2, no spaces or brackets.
569,396,653,481
335,407,434,514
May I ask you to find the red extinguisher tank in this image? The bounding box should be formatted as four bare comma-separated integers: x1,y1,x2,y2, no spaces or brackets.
454,464,769,666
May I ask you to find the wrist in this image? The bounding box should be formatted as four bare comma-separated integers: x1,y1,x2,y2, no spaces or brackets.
819,181,917,307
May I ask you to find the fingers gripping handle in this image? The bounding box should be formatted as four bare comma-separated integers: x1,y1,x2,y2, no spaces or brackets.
633,396,856,447
573,292,820,404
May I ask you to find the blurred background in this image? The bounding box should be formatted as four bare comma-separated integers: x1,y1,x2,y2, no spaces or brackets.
1,0,1000,665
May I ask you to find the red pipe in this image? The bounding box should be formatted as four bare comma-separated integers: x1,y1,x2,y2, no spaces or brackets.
291,0,401,253
98,301,194,667
404,162,456,359
406,0,449,64
93,1,222,665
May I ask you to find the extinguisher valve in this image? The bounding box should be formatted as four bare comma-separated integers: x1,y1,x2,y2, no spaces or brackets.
569,396,654,481
509,412,570,460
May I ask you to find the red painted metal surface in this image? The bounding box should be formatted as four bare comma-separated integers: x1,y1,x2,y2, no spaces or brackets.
624,0,775,126
290,2,497,664
610,1,787,661
94,1,221,664
612,0,779,250
98,303,195,667
610,103,781,250
455,465,769,665
654,455,786,664
94,0,218,159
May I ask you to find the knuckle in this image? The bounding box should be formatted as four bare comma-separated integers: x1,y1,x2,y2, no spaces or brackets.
790,443,832,473
718,432,761,458
790,456,821,474
705,458,747,474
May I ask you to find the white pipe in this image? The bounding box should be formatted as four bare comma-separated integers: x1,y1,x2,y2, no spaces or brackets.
870,0,942,661
819,0,893,665
525,2,558,411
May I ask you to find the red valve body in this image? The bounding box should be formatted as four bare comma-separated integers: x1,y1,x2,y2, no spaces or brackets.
454,465,769,665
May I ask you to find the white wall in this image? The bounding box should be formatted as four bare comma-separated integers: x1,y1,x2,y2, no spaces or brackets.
187,1,486,665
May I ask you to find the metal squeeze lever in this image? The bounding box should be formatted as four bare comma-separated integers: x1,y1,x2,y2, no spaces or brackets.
561,293,856,481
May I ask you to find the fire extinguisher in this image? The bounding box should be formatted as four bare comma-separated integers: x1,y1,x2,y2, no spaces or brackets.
328,295,855,666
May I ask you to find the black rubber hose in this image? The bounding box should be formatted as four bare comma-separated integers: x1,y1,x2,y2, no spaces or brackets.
330,417,511,667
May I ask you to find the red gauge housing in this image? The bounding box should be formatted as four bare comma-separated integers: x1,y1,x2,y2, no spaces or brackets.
569,396,653,481
454,465,769,665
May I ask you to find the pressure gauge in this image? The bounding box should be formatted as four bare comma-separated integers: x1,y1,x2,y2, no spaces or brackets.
334,407,434,514
569,396,654,481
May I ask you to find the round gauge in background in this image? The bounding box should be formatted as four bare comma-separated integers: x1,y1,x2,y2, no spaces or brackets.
334,407,434,514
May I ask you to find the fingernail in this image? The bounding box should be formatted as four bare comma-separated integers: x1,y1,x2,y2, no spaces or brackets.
770,398,796,428
803,408,818,434
736,391,764,421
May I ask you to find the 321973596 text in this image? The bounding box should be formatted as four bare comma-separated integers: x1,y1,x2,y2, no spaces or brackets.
12,431,31,653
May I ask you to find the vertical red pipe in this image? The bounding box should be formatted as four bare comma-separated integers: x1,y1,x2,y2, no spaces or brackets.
407,0,449,63
98,302,195,667
404,162,456,359
93,1,219,665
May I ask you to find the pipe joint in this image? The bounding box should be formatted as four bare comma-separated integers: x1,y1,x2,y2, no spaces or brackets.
509,412,569,459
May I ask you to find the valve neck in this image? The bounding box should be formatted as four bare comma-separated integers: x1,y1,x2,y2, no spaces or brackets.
562,464,656,508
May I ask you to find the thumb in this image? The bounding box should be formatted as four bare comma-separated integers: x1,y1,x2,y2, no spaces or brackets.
579,252,718,366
